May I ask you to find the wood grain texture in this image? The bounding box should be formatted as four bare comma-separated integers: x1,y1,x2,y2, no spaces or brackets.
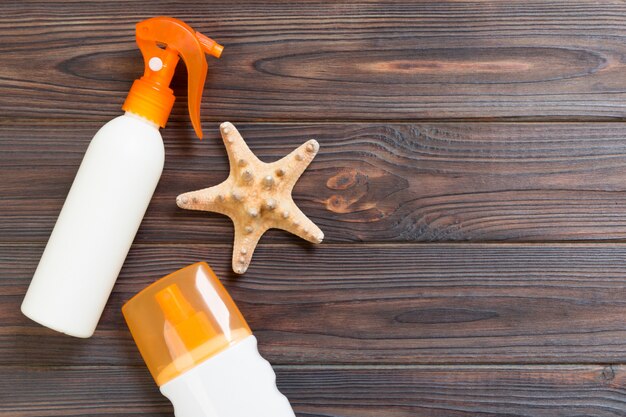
2,365,624,417
3,1,626,415
4,122,626,243
3,243,626,366
2,1,626,121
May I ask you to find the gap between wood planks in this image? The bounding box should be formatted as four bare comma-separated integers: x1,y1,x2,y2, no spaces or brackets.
6,118,626,125
8,241,626,247
0,364,620,370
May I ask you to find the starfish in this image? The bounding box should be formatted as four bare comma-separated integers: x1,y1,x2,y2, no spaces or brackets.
176,122,324,274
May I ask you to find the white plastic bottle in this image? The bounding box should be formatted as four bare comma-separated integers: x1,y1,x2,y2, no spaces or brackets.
21,17,224,337
122,262,296,417
21,113,164,337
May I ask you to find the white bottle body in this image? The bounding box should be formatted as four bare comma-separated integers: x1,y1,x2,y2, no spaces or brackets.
161,335,295,417
21,113,164,338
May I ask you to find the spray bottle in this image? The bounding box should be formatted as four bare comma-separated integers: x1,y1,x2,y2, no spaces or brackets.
123,262,296,417
21,17,223,338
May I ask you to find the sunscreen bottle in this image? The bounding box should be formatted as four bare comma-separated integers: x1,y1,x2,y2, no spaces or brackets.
123,262,296,417
22,17,223,337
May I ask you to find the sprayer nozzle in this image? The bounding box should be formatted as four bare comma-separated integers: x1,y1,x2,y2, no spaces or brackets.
196,31,224,58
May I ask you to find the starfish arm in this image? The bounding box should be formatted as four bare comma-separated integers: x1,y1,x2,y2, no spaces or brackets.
219,122,260,174
275,200,324,244
231,222,267,274
273,139,320,190
176,181,235,217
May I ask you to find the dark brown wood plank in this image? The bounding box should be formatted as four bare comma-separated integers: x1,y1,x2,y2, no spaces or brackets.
2,1,626,121
3,243,626,366
2,364,624,416
4,122,626,243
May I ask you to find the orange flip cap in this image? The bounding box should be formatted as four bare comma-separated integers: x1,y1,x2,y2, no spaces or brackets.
122,17,223,139
122,263,251,386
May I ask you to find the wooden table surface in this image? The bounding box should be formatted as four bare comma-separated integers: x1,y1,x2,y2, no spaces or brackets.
3,1,626,415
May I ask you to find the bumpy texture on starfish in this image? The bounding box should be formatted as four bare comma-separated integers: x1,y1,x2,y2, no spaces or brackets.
176,122,324,274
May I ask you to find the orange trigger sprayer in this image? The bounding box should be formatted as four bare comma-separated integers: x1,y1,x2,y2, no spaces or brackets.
123,16,223,138
22,17,222,338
